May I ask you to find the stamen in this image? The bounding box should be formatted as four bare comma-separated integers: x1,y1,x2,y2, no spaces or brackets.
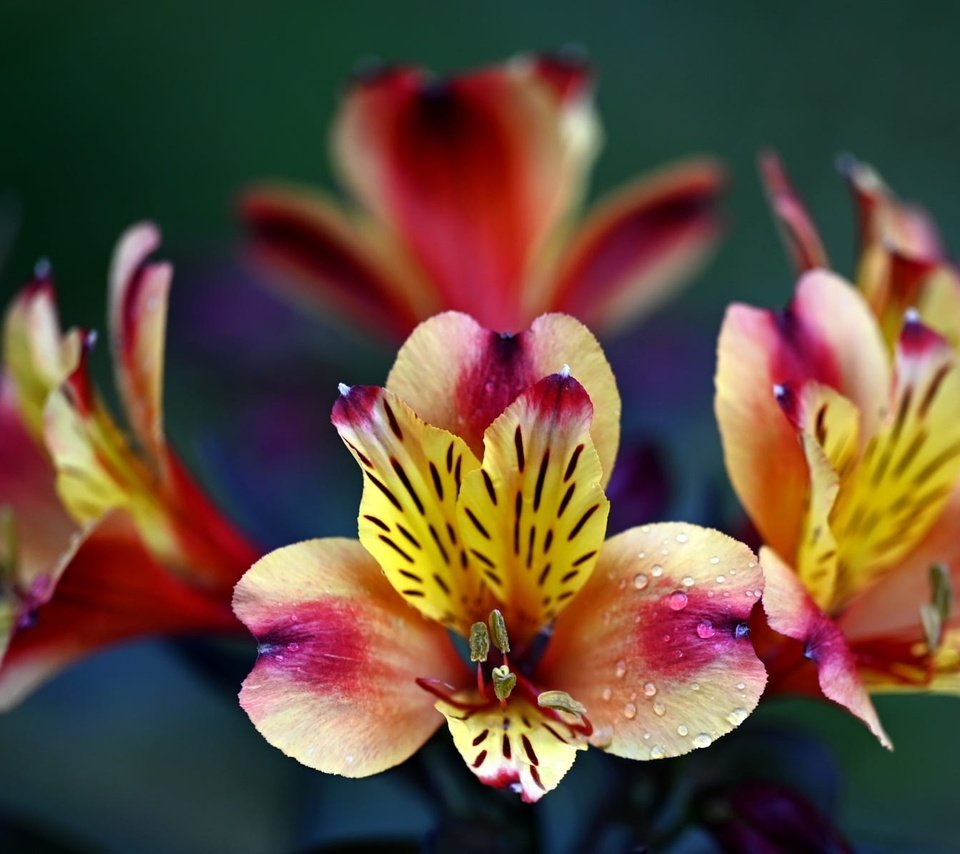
469,621,490,662
489,609,511,654
491,665,517,702
537,690,586,717
921,562,953,652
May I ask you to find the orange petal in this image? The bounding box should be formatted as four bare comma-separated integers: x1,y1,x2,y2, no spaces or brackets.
547,159,726,332
234,538,461,777
435,691,587,802
758,151,829,273
540,523,766,761
332,385,488,632
715,270,889,559
332,60,576,330
240,184,431,338
457,372,608,645
107,222,171,459
759,546,891,748
0,512,238,710
387,312,620,486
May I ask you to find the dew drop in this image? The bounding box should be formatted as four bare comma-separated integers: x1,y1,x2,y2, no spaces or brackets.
691,682,700,691
677,724,689,736
653,701,666,717
643,731,651,740
643,681,657,697
709,555,720,565
734,622,751,639
676,532,689,544
593,727,614,749
345,754,355,763
716,574,726,584
696,620,715,639
707,590,715,598
286,642,301,652
651,564,664,577
693,733,713,748
675,649,684,659
618,578,627,591
681,575,695,587
729,568,737,576
637,551,646,559
602,687,612,701
623,703,637,720
650,745,665,759
615,659,627,678
634,573,649,590
728,707,749,725
668,591,688,610
735,681,745,691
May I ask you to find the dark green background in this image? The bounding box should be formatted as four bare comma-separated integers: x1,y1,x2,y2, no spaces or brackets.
1,2,959,851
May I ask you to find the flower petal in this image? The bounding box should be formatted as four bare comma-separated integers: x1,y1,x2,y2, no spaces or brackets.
234,538,460,777
332,385,488,632
540,523,766,761
2,277,81,439
333,62,574,330
435,691,586,803
547,159,726,332
758,151,829,273
917,267,960,351
457,373,609,645
759,546,891,748
831,316,960,601
240,184,431,338
387,312,620,486
107,222,171,458
715,270,889,559
0,512,238,710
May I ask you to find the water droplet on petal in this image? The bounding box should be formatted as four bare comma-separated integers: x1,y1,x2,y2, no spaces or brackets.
286,642,301,652
643,681,657,697
709,555,720,565
623,703,637,720
728,707,749,725
650,745,665,759
681,576,695,587
693,733,713,748
668,591,688,610
653,701,666,717
643,731,651,740
602,687,612,701
652,564,664,577
734,622,751,639
716,574,726,584
615,659,627,678
637,551,646,559
691,682,700,691
735,682,745,691
677,724,689,736
696,620,715,639
618,578,627,590
676,532,689,544
634,573,649,590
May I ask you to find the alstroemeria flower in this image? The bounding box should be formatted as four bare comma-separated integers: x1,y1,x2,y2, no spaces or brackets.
716,267,960,746
242,53,725,339
760,152,960,350
0,223,259,708
235,312,765,802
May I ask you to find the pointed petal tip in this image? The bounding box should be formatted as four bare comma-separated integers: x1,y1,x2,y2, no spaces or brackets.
337,382,352,397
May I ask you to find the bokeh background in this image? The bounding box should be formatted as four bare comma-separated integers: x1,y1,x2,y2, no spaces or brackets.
2,1,959,851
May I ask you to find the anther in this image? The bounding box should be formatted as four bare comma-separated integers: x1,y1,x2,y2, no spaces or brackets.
537,690,587,717
491,665,517,702
488,609,510,654
469,621,490,662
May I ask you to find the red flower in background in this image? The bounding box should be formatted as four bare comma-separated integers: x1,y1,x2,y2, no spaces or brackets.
0,224,260,708
242,52,726,339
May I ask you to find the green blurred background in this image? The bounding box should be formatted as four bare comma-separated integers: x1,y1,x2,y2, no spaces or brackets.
1,1,959,851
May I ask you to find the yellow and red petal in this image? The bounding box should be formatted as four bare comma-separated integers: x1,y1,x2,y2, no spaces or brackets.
2,276,81,439
715,271,889,559
546,159,726,332
387,312,620,486
332,62,573,331
435,691,587,803
759,546,891,748
0,512,238,710
234,538,461,777
240,184,431,338
831,316,960,601
457,372,609,644
332,385,488,631
539,523,766,761
107,222,171,459
916,266,960,351
758,151,829,273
